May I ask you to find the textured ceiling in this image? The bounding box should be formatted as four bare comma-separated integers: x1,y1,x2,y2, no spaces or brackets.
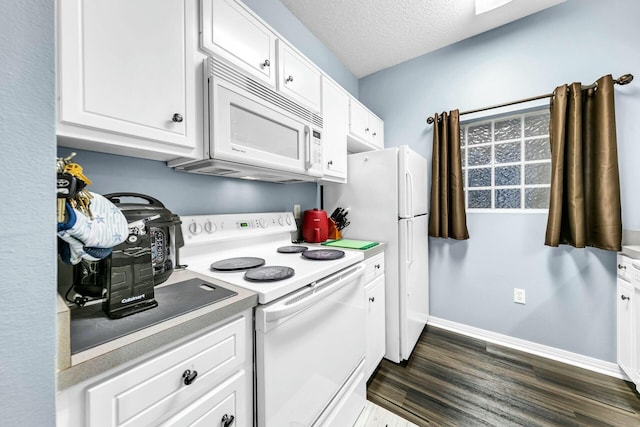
279,0,566,78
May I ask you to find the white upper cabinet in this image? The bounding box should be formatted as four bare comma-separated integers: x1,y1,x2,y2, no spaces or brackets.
201,0,277,87
277,41,322,113
57,0,199,161
320,77,348,182
348,98,385,152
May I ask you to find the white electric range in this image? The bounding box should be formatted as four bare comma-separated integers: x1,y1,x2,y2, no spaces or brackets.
179,212,367,427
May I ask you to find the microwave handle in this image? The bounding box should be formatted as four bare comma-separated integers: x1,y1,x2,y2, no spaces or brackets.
304,125,312,170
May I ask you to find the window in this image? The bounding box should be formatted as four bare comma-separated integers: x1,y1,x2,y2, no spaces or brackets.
461,108,551,212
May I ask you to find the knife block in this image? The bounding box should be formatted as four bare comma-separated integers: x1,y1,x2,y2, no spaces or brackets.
327,218,342,240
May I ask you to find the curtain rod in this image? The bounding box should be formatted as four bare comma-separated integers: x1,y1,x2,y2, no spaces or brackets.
425,73,634,124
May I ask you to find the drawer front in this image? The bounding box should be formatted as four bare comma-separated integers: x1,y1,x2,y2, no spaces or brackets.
618,254,632,282
86,314,248,427
365,253,385,284
159,369,249,427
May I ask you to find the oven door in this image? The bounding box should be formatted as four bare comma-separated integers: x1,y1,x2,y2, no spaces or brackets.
254,262,366,427
209,76,323,178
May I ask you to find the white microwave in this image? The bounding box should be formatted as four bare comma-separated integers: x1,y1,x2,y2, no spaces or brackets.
177,56,323,183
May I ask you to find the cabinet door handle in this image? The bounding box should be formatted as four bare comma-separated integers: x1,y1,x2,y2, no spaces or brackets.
621,295,631,301
261,59,270,68
285,75,294,83
369,297,375,302
182,369,198,385
172,113,184,123
221,414,235,426
618,264,627,270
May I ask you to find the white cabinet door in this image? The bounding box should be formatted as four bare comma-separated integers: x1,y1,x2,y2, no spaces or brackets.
86,315,249,426
618,277,634,381
159,370,249,427
368,114,385,148
365,275,386,380
348,97,385,152
277,41,322,112
349,99,370,142
57,0,197,158
320,77,348,182
202,0,276,87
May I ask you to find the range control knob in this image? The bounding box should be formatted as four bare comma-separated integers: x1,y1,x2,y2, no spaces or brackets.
204,221,217,233
259,218,267,228
285,216,293,225
188,222,202,235
278,216,285,226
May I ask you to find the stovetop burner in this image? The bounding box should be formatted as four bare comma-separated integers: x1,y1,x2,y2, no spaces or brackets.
277,245,308,253
302,249,345,260
210,257,266,271
244,266,295,282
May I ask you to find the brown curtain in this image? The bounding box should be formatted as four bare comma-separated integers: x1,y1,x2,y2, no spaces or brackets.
545,74,622,251
429,110,469,240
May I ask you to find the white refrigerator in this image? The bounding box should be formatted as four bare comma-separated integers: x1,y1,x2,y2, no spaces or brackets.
323,145,429,363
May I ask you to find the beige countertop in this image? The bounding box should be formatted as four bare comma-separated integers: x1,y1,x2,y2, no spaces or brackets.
57,270,257,390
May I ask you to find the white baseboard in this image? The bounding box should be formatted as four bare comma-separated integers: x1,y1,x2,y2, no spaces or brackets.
427,316,628,381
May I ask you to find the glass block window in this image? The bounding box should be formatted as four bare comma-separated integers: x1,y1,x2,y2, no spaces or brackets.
460,108,551,211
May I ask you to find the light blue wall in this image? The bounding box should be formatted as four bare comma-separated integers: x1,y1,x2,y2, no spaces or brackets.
55,148,318,217
242,0,358,96
359,0,640,362
0,0,56,424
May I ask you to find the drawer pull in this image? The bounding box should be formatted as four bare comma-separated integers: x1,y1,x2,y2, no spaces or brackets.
618,264,627,270
182,369,198,385
621,295,631,301
375,264,381,269
369,297,375,302
221,414,235,426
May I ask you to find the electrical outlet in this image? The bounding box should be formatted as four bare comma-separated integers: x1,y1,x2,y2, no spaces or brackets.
293,204,301,219
514,288,526,304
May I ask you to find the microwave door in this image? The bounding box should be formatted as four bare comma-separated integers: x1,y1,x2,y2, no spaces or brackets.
212,80,308,175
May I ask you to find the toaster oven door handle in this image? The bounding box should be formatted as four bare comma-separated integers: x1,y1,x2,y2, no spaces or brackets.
263,263,365,323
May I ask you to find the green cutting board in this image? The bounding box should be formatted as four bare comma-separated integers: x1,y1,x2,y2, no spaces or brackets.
322,239,379,250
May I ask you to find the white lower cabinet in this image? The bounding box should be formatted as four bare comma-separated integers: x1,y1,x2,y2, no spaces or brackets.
364,253,386,380
57,310,253,427
617,254,640,391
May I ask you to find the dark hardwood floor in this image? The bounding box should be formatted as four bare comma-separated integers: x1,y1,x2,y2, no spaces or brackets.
367,326,640,426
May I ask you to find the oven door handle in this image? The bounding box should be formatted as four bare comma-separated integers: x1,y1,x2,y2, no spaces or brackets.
263,263,365,323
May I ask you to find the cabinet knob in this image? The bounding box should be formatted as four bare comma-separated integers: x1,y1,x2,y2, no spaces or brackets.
182,369,198,385
286,75,294,83
375,264,381,269
618,264,627,270
369,297,375,302
172,113,184,123
365,127,370,133
327,160,333,166
621,295,631,301
372,132,377,137
261,59,270,68
221,414,235,426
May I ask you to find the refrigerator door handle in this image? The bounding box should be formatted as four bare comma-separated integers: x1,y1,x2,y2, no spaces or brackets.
407,219,414,265
405,170,414,216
